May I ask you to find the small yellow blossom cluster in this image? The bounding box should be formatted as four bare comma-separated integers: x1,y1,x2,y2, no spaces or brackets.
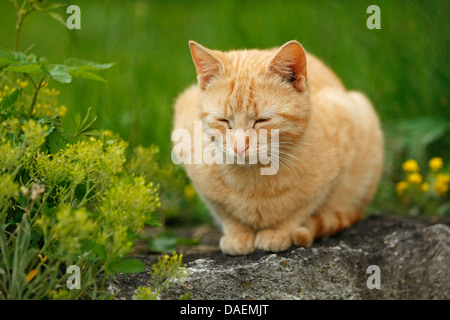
0,80,28,99
135,286,156,300
435,173,450,196
1,80,67,118
32,137,161,261
396,158,449,198
183,184,196,201
1,119,48,174
0,173,19,210
97,175,161,258
16,78,28,88
33,137,128,189
33,87,68,118
0,83,17,98
134,252,187,300
50,205,97,257
397,159,427,195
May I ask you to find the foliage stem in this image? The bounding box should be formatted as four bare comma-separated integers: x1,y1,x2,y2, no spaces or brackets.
27,77,46,119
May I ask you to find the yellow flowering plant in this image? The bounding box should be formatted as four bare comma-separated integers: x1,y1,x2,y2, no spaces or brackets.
134,252,189,300
396,157,450,216
0,1,183,300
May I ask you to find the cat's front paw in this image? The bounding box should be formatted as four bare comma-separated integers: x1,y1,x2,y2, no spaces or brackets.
254,229,292,252
220,233,255,255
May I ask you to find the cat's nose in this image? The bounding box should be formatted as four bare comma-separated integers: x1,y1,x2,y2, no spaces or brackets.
233,143,249,157
233,132,249,157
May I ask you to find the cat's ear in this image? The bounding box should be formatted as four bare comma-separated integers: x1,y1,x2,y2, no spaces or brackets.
266,40,308,92
189,41,225,90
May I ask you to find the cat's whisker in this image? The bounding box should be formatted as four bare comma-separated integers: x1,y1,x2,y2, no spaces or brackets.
256,141,312,176
279,150,312,173
280,156,307,179
278,142,311,155
278,157,298,177
278,156,306,179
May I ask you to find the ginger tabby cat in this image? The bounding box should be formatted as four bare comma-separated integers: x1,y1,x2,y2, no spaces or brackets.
173,40,383,255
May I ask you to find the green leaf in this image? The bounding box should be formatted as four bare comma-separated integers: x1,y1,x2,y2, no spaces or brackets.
36,3,67,11
81,129,101,137
387,117,449,165
0,88,22,112
40,64,52,78
72,107,98,138
4,62,44,74
0,54,17,67
177,237,200,246
80,107,94,129
72,112,81,129
64,58,115,71
48,65,72,83
68,68,107,83
89,242,108,261
148,233,178,253
0,224,10,273
44,130,68,154
144,213,162,227
109,258,145,274
45,11,67,27
0,49,29,67
179,292,191,300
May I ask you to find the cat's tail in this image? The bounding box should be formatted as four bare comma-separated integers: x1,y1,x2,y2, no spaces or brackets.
291,211,362,247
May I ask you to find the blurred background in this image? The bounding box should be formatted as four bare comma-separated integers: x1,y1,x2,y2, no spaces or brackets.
1,0,449,223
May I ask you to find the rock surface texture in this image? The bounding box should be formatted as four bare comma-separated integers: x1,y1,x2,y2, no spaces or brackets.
107,214,450,300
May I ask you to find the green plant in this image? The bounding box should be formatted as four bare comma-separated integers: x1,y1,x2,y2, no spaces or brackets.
126,144,210,226
394,158,450,216
369,117,450,216
134,252,189,300
0,0,168,300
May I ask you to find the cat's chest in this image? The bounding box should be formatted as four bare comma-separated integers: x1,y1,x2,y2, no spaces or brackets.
215,171,311,223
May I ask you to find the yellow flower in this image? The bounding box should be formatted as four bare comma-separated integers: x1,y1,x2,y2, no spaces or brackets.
402,159,419,172
396,181,408,196
17,78,28,88
428,157,443,171
434,174,450,196
421,182,429,192
183,184,196,201
407,173,422,184
435,183,449,196
59,105,68,117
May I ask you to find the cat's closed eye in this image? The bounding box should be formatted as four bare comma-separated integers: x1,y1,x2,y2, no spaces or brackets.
217,118,231,128
253,118,271,128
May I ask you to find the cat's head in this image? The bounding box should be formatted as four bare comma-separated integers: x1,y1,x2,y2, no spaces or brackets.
189,40,311,164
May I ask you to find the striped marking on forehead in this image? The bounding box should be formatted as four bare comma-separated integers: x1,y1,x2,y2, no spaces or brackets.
223,51,270,117
224,77,256,116
224,79,235,118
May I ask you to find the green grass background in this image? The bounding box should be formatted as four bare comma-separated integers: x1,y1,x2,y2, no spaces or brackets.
1,0,449,156
0,0,449,217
